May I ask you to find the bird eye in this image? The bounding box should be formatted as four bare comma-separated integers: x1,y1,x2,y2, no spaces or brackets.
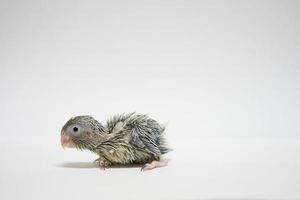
73,127,78,132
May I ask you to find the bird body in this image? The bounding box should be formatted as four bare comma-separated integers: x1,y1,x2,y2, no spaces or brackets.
61,113,171,170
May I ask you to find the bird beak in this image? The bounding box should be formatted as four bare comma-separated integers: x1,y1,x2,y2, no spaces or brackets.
61,131,75,149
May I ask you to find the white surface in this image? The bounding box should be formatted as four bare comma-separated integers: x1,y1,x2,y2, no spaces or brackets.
0,137,299,200
0,1,300,199
0,0,299,139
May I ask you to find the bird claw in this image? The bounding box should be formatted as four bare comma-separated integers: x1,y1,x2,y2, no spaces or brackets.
141,160,169,171
141,163,151,171
94,158,111,170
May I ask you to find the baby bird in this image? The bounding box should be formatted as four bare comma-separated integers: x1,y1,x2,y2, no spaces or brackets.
61,113,171,170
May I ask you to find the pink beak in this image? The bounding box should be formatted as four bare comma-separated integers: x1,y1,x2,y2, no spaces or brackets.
61,131,75,149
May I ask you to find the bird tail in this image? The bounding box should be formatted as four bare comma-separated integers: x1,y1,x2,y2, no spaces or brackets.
158,124,172,154
159,145,173,154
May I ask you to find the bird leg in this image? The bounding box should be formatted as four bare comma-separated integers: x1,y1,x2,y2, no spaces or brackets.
141,159,169,171
94,158,112,170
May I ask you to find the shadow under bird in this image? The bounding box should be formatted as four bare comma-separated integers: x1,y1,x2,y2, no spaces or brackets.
60,113,171,170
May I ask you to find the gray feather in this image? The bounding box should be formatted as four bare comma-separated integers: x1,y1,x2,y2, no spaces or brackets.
63,113,171,165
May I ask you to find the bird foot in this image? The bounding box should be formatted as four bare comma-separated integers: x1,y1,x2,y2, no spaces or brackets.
141,159,169,171
94,158,111,170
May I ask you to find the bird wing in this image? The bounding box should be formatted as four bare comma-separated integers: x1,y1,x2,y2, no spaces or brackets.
106,112,135,134
124,114,162,156
106,113,162,156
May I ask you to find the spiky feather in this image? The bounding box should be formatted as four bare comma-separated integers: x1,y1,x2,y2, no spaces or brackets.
62,113,171,165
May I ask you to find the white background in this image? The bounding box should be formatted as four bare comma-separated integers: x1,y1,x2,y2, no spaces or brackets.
0,0,299,199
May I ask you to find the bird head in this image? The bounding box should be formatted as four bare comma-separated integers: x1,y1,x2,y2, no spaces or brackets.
61,115,106,150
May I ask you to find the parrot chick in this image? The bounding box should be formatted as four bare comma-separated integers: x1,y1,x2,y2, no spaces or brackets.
61,113,171,171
